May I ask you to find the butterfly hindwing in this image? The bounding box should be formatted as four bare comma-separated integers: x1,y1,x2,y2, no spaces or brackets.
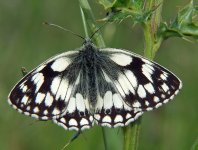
54,71,94,130
91,62,143,127
53,92,94,130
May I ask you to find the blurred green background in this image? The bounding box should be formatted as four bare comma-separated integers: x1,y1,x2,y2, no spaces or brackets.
0,0,197,150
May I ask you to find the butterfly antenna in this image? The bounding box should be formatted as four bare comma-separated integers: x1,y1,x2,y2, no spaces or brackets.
61,131,81,150
90,21,108,39
43,22,85,40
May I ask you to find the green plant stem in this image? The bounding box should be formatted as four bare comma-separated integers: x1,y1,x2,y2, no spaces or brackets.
123,119,141,150
79,1,109,150
102,128,109,150
80,6,89,38
123,1,164,150
79,0,105,47
143,0,163,58
142,23,154,58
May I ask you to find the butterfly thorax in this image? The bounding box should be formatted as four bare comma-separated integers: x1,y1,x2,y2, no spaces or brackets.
81,40,98,61
79,40,99,110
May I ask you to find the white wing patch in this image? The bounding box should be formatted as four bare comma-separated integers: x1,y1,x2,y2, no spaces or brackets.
110,53,132,66
137,85,146,98
55,78,69,100
51,57,71,72
124,70,138,89
45,92,53,107
32,73,44,93
112,94,123,109
144,83,155,94
21,95,28,104
35,93,45,104
142,64,153,83
76,93,86,112
67,97,76,113
103,91,113,110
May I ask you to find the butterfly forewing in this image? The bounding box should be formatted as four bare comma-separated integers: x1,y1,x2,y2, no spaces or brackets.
91,48,182,127
8,50,81,120
100,48,182,111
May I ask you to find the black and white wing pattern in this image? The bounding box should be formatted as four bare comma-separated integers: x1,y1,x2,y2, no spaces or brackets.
93,48,182,127
8,50,94,130
8,40,182,131
53,65,95,131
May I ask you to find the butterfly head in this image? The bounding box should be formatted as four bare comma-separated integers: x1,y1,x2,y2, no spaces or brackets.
84,38,92,45
82,38,96,50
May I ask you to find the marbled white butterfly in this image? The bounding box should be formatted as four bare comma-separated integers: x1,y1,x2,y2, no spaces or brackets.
8,38,182,131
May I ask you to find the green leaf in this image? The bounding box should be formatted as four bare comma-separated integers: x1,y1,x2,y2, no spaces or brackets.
99,0,145,10
98,8,153,25
99,0,113,9
157,22,183,40
112,0,131,8
173,0,195,26
130,0,145,11
157,0,198,40
99,0,131,9
98,0,156,25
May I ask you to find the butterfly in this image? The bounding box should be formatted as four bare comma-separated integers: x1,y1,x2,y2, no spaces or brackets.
8,38,182,131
